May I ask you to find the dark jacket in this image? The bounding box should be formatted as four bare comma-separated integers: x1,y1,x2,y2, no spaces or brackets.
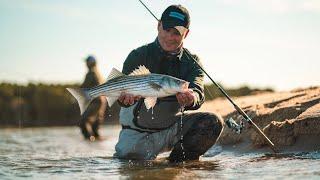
81,68,102,88
118,39,205,132
121,39,205,110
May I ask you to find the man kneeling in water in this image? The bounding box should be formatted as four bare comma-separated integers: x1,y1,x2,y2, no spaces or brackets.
114,5,224,162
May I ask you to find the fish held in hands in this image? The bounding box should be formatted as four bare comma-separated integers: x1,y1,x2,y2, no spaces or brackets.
67,65,189,115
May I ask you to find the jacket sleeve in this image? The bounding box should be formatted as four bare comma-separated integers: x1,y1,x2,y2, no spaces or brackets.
185,54,205,110
122,48,146,75
117,48,146,107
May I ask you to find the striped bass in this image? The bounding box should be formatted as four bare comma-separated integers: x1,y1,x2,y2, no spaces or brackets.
67,65,189,115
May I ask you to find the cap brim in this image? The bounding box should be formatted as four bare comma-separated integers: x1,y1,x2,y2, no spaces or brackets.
163,25,188,36
173,26,188,35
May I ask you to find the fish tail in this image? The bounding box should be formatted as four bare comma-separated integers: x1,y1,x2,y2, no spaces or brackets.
66,88,93,115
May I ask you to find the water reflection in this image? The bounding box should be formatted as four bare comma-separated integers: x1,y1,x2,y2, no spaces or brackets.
117,158,220,179
1,126,319,179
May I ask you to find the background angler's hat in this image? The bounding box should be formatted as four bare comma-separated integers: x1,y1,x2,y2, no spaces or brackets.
85,55,96,63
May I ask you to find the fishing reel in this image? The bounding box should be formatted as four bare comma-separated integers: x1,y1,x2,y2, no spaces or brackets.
225,117,244,134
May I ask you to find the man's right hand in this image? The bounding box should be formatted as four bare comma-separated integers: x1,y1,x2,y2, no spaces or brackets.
118,92,141,106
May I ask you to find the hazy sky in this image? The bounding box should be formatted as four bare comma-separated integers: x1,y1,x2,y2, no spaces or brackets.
1,0,319,91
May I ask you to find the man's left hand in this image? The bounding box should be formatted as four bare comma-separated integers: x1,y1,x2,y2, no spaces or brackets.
176,89,195,107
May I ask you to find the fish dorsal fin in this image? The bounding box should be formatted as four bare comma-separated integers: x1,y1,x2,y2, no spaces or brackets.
106,68,125,82
129,65,151,76
144,97,158,110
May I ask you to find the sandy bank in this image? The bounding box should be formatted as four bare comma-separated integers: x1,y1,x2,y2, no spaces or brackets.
199,87,320,153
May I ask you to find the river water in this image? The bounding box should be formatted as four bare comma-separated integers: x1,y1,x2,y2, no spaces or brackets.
1,126,319,179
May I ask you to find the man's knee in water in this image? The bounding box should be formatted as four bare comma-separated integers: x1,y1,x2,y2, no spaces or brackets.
186,113,224,150
196,113,224,137
169,113,224,162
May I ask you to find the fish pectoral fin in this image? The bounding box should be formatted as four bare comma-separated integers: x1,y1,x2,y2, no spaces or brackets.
148,82,162,91
106,97,118,107
144,97,157,109
106,68,125,82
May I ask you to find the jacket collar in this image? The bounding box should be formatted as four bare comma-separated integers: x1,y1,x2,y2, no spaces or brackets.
154,38,183,61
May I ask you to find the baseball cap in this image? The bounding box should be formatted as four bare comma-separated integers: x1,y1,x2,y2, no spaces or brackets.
160,5,190,35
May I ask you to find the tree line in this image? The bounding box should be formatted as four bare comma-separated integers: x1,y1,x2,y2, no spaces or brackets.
0,82,273,127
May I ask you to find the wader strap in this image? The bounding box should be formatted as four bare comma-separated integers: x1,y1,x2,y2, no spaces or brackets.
121,125,156,134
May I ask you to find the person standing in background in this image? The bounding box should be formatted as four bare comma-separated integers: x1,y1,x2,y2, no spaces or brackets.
79,55,107,141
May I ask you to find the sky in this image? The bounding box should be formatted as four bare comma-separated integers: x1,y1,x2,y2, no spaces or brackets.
0,0,319,91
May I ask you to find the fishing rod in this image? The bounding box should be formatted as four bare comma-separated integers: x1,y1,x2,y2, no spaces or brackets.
138,0,278,153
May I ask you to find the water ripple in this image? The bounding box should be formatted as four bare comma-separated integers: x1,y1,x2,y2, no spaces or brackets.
0,126,319,179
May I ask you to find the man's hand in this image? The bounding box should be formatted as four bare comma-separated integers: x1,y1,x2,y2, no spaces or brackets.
176,89,195,107
118,92,141,106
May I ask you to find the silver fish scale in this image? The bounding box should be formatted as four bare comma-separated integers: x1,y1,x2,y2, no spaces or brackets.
88,74,165,98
